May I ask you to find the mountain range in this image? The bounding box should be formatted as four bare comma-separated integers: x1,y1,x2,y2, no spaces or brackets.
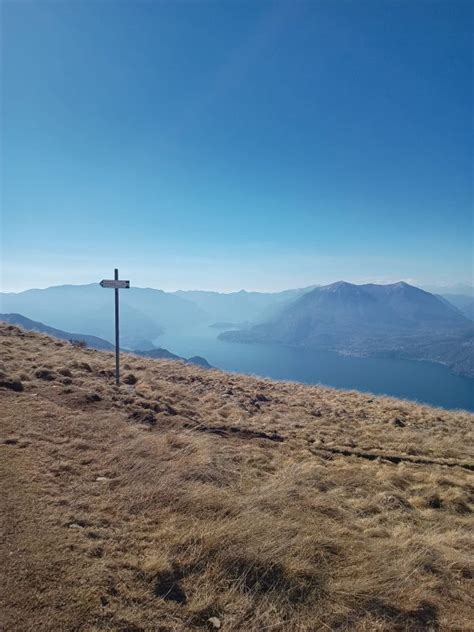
0,285,205,348
219,282,474,377
0,284,314,347
221,281,469,342
1,280,473,377
174,286,316,324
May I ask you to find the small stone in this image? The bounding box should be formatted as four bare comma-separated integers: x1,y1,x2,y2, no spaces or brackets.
35,368,56,381
0,379,24,392
68,522,83,529
208,617,221,629
96,477,109,482
123,373,138,385
85,392,102,403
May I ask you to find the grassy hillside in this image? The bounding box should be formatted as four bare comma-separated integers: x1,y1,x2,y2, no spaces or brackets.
1,323,473,631
0,312,115,350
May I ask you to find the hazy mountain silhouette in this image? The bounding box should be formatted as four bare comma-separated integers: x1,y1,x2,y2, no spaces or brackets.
440,294,474,321
423,283,474,298
0,284,207,348
0,284,316,344
173,286,317,324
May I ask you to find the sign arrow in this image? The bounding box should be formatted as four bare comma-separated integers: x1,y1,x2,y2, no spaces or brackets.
100,279,130,289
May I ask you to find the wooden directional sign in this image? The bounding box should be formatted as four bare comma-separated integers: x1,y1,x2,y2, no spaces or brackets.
100,279,130,289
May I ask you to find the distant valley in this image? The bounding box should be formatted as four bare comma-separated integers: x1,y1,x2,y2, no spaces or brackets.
0,284,312,349
0,285,206,349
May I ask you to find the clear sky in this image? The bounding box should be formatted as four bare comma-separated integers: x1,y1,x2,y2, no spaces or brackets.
1,0,472,292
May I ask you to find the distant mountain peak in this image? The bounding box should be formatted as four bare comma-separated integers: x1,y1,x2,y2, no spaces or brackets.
320,281,354,290
221,279,470,344
316,281,367,296
328,280,352,287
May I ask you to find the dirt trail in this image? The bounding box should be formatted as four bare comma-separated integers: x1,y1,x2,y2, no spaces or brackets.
309,444,474,471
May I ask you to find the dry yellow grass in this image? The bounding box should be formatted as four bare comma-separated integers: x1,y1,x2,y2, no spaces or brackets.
0,323,473,631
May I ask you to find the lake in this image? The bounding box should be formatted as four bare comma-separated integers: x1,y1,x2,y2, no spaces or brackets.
155,327,474,412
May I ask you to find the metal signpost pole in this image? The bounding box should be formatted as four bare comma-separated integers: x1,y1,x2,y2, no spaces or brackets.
114,268,120,385
100,270,130,386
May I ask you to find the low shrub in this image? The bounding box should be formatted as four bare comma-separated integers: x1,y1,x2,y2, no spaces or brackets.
70,339,87,349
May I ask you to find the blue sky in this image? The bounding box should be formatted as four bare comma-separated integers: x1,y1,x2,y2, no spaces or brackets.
1,0,472,292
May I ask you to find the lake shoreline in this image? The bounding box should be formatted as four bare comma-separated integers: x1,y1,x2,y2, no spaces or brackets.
154,330,474,412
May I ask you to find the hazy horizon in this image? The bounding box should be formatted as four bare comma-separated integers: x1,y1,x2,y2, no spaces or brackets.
1,276,473,296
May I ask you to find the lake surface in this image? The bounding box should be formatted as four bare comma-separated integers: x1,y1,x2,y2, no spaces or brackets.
155,327,474,412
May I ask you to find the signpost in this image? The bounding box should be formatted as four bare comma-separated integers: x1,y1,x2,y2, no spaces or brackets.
100,269,130,385
100,279,130,289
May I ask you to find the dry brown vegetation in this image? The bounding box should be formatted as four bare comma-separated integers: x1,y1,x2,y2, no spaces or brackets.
0,323,473,631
